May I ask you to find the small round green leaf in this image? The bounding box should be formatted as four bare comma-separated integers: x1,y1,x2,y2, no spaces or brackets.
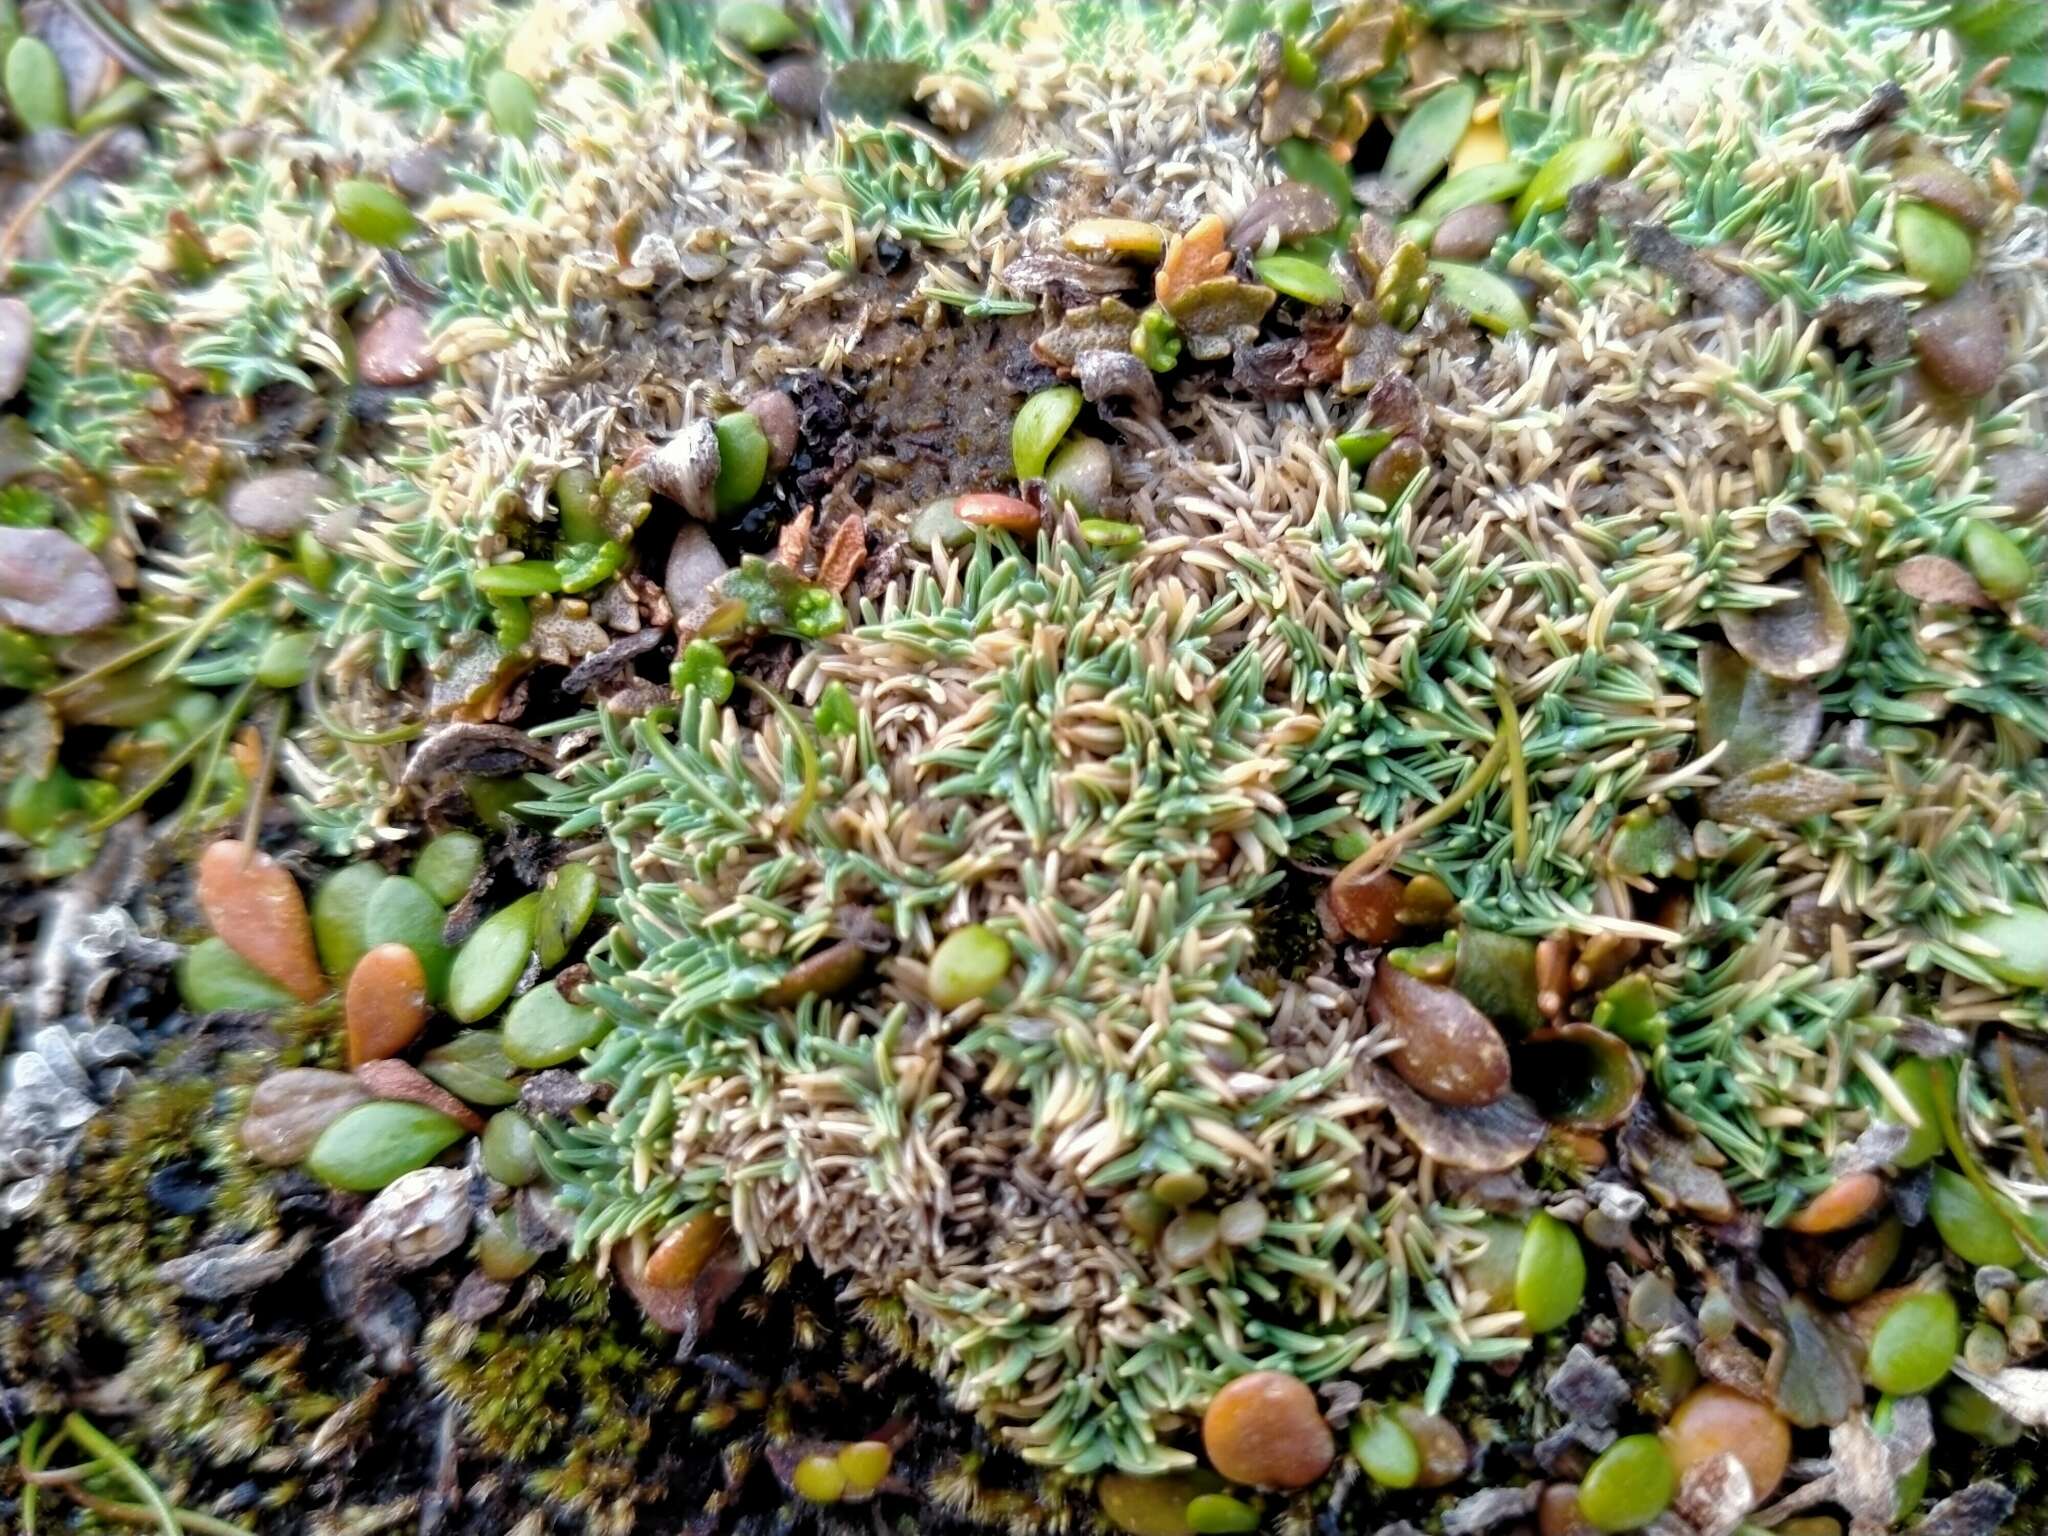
447,892,542,1023
1013,386,1083,483
332,178,419,248
503,980,611,1067
305,1101,467,1191
5,37,69,132
485,68,540,144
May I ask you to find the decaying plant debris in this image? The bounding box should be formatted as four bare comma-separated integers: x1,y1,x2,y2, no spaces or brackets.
1,0,2047,1533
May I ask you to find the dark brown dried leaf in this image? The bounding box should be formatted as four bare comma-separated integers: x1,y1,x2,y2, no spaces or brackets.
1620,1104,1736,1222
1818,295,1911,362
1819,81,1907,148
158,1229,313,1299
1627,224,1770,319
1909,1485,2016,1536
1367,1063,1545,1171
562,626,665,692
1675,1454,1753,1536
400,723,558,789
1370,964,1510,1107
520,1068,606,1117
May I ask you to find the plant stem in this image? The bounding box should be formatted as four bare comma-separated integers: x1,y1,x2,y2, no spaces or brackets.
45,625,183,702
239,696,289,848
1995,1035,2048,1182
176,681,256,833
305,684,423,744
740,677,819,834
66,1486,254,1536
60,1413,179,1536
27,1457,110,1483
1351,732,1510,880
151,564,282,685
1493,680,1530,872
0,129,117,276
1930,1058,2048,1264
20,1416,58,1536
88,681,253,833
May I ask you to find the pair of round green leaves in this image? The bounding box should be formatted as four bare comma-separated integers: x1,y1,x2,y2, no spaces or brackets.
444,861,601,1024
1470,1211,1587,1333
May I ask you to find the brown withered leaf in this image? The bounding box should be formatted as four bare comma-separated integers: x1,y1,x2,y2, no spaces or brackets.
401,722,557,789
1894,553,1990,608
1703,761,1856,830
816,513,867,593
1156,215,1232,307
1909,1485,2017,1536
1076,349,1161,416
1719,552,1850,681
1032,296,1142,371
1819,80,1907,149
1366,1063,1545,1171
1003,252,1136,306
1620,1103,1736,1222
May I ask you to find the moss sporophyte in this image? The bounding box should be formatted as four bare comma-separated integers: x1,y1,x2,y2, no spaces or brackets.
4,0,2048,1531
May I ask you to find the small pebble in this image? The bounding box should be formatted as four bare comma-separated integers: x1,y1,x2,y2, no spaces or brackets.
0,296,35,399
387,146,448,201
241,1068,369,1166
1985,447,2048,518
0,526,119,635
226,467,338,541
356,305,439,387
1912,281,2006,398
1431,201,1511,262
744,388,800,471
766,58,826,118
664,521,729,617
1663,1384,1789,1504
1201,1370,1335,1489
